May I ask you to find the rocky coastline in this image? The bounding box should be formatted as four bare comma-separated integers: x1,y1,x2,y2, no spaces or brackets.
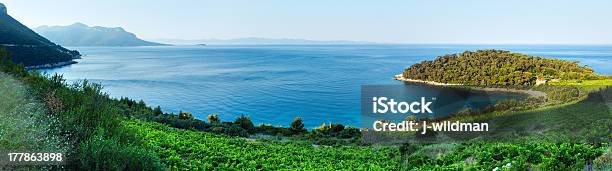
26,60,78,69
394,74,546,98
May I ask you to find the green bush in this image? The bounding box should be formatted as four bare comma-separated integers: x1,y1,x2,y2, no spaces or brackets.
207,114,219,123
311,123,360,139
153,106,163,115
78,129,162,171
593,145,611,170
224,124,248,137
234,115,255,133
178,111,193,119
255,124,293,136
290,117,306,134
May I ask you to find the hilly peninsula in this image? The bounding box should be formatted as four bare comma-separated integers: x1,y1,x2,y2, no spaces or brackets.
35,22,167,47
0,3,80,67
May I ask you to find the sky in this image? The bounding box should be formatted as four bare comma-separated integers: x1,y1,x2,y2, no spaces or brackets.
2,0,612,44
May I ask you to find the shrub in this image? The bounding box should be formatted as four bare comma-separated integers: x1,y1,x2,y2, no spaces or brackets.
404,155,431,170
234,115,255,133
400,142,419,155
211,126,224,133
313,123,344,134
290,117,306,134
224,124,248,137
311,123,361,139
255,124,293,136
78,129,162,171
208,114,220,123
330,124,345,132
494,99,521,111
43,90,63,114
178,111,193,119
337,127,361,139
593,146,611,170
153,106,163,115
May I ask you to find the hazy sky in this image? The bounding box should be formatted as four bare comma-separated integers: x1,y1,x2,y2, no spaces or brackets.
2,0,612,44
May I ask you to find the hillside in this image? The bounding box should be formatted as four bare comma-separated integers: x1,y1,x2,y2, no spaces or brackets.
403,50,603,86
0,72,67,155
0,3,80,67
35,23,167,47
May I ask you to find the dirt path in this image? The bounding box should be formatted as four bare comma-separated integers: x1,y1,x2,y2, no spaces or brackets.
0,72,66,152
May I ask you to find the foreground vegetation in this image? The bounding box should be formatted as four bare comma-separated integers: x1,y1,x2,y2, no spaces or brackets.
450,86,610,143
1,48,161,170
125,120,400,170
1,48,610,170
125,119,610,170
0,72,67,170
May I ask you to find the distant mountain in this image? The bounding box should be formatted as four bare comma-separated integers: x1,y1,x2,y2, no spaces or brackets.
0,3,80,67
35,23,167,47
154,37,373,45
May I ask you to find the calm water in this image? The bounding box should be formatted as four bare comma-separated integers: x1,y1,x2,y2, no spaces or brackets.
42,45,612,128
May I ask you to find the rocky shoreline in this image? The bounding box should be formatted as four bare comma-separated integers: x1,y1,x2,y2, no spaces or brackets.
394,74,462,86
25,60,78,69
394,74,546,98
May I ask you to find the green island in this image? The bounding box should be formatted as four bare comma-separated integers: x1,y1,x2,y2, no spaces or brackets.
1,48,610,170
401,50,608,86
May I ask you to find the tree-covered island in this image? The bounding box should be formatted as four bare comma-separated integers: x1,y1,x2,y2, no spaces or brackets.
401,49,608,86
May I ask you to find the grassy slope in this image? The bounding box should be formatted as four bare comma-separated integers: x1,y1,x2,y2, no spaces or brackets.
437,80,611,142
0,72,66,154
483,92,610,143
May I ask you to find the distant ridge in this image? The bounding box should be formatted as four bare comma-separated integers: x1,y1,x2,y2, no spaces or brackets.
154,37,373,45
35,23,168,47
0,3,80,67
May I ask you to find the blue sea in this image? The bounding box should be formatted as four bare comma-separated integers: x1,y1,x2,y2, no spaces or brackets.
42,45,612,128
